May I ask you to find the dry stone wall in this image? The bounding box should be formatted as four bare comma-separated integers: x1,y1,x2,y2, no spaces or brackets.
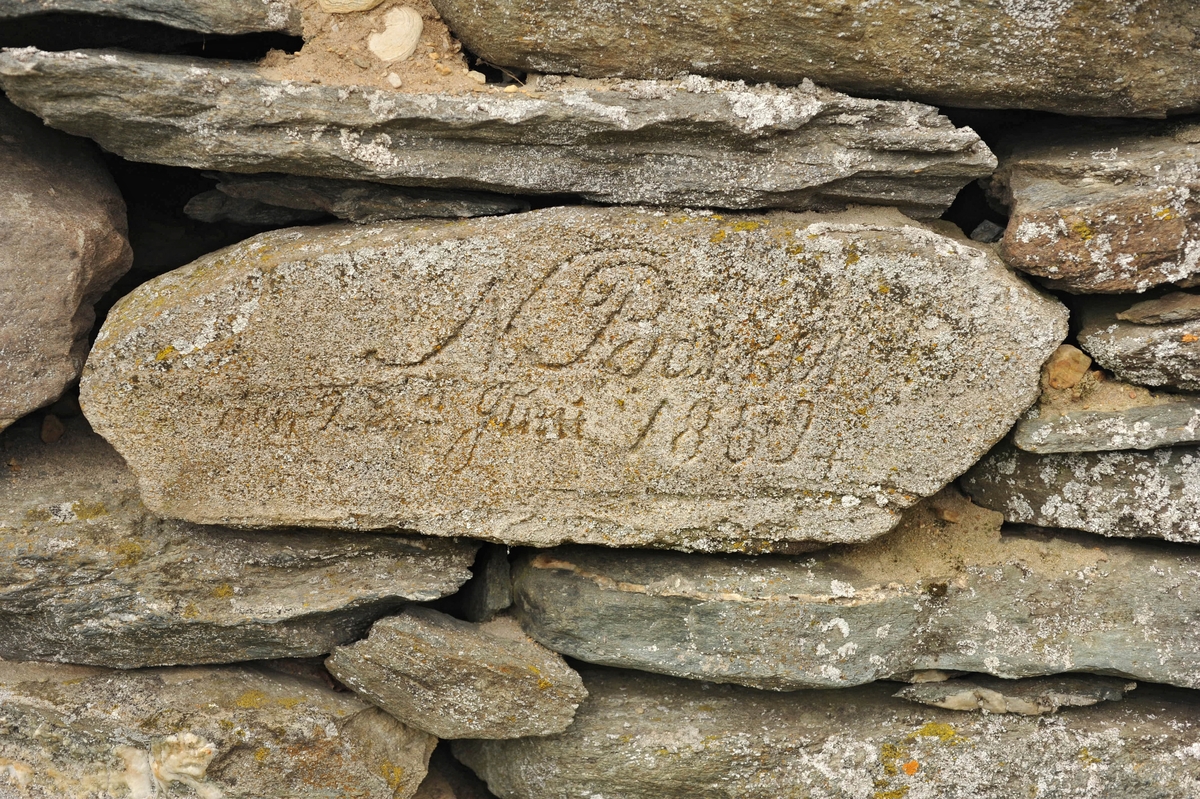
0,1,1198,797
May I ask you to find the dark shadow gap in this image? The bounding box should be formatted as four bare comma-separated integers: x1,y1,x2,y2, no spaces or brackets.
0,13,302,59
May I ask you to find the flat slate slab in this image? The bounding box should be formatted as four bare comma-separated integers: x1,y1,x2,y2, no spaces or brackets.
0,47,995,215
994,122,1200,293
0,660,435,799
327,608,586,739
429,0,1200,117
894,674,1135,716
187,172,527,225
0,0,302,34
0,417,477,667
1079,298,1200,391
962,440,1200,545
510,490,1200,690
0,98,131,432
80,207,1065,552
453,669,1200,799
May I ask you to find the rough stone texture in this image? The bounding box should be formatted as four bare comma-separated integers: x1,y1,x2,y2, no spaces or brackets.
894,675,1135,716
962,441,1200,545
0,660,435,799
462,544,513,624
327,608,586,739
1014,400,1200,453
1011,345,1200,453
1118,290,1200,325
0,48,996,216
0,416,478,668
80,207,1064,552
429,0,1200,117
993,122,1200,293
1079,298,1200,391
189,173,528,225
453,669,1200,799
510,490,1200,690
0,98,131,433
184,190,328,227
0,0,302,34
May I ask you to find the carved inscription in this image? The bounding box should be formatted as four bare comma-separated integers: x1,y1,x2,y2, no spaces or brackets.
84,207,1066,547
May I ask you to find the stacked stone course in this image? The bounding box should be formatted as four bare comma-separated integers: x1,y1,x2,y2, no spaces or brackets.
1,1,1199,797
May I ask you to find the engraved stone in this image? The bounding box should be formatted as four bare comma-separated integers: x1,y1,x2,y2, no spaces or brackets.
509,490,1200,690
962,441,1200,544
0,660,435,799
0,416,478,668
81,207,1066,551
0,98,131,433
0,48,996,216
453,669,1200,799
429,0,1200,117
326,608,586,739
993,122,1200,293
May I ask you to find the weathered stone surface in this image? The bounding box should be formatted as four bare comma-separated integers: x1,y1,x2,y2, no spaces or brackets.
0,48,996,215
994,122,1200,293
1012,348,1200,453
0,98,131,433
0,416,478,668
511,490,1200,690
189,173,528,225
0,0,301,34
80,207,1064,551
963,441,1200,545
0,660,435,798
1079,298,1200,391
326,608,586,739
453,669,1200,799
894,675,1135,716
429,0,1200,117
462,544,513,624
184,190,328,227
1118,290,1200,325
1014,399,1200,453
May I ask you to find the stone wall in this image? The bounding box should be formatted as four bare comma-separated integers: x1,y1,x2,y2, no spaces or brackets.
1,2,1198,797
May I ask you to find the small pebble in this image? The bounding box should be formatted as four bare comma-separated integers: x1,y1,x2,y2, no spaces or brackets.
387,72,403,88
468,70,487,84
40,414,65,444
504,84,519,93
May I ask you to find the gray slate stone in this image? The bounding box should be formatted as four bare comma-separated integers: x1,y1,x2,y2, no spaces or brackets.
0,417,478,668
0,48,995,216
1013,400,1200,453
79,207,1065,552
453,669,1200,799
326,608,586,739
993,122,1200,293
0,0,301,34
0,98,131,433
184,190,329,227
1118,291,1200,325
430,0,1200,117
1079,298,1200,391
0,660,435,799
194,173,528,224
511,490,1200,690
962,440,1200,545
894,675,1135,716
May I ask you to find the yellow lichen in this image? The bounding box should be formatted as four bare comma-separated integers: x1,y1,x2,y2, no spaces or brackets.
73,501,108,520
116,542,144,567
